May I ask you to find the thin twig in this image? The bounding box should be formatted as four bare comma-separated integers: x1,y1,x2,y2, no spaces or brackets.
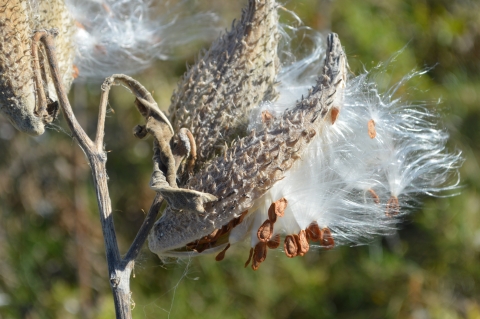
124,194,163,263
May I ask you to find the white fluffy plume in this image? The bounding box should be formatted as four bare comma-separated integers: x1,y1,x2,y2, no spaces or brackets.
65,0,219,78
245,27,462,249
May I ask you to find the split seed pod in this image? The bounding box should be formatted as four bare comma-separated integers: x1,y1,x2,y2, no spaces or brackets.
0,0,75,135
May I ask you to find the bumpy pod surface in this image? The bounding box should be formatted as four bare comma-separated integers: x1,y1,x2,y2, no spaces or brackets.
0,0,75,135
168,0,280,170
148,33,347,255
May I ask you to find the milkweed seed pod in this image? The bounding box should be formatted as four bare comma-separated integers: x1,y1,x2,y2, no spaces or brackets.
168,0,280,173
36,0,76,98
149,22,461,267
148,33,347,257
0,0,75,135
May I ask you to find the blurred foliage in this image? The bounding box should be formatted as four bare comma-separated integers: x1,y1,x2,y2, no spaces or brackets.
1,0,480,318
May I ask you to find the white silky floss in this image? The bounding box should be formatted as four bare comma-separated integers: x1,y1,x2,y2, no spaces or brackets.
244,27,462,249
65,0,219,78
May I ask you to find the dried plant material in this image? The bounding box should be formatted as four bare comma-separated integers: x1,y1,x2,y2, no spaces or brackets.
330,107,340,124
368,189,380,204
257,220,274,242
244,248,254,268
215,243,231,261
0,0,75,135
261,110,274,123
267,234,281,249
368,119,376,139
284,235,298,258
321,228,335,249
268,198,288,222
168,0,280,172
252,242,267,270
386,195,400,217
148,33,347,255
306,222,322,242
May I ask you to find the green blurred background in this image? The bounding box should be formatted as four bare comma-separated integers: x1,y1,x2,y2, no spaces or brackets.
1,0,479,318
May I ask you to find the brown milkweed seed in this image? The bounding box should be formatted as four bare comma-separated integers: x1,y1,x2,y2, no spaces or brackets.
244,248,254,268
215,243,231,261
330,107,340,124
321,228,335,250
257,219,274,242
284,235,298,258
261,110,274,123
296,230,310,256
268,197,288,222
252,242,267,271
386,195,400,217
368,119,376,139
368,189,380,204
306,222,322,242
267,234,281,249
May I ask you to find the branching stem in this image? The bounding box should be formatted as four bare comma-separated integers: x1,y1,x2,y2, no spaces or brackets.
32,30,163,319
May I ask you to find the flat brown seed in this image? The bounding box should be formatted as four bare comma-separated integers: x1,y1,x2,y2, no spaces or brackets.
261,110,274,123
296,230,310,256
271,198,288,219
386,195,400,217
267,234,281,249
252,242,267,271
284,235,298,258
368,189,380,204
306,222,322,242
244,248,254,268
215,243,231,262
72,65,79,79
368,119,376,139
268,203,277,223
331,107,340,124
257,219,274,242
321,228,335,250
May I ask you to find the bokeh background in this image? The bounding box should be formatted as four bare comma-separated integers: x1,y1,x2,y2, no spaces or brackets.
1,0,479,318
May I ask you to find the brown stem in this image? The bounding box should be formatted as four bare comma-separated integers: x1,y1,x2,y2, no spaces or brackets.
32,31,165,319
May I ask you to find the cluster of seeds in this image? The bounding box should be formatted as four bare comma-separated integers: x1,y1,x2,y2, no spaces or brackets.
185,210,249,258
243,198,335,270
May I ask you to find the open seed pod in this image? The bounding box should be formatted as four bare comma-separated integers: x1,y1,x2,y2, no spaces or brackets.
147,0,348,257
0,0,75,135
